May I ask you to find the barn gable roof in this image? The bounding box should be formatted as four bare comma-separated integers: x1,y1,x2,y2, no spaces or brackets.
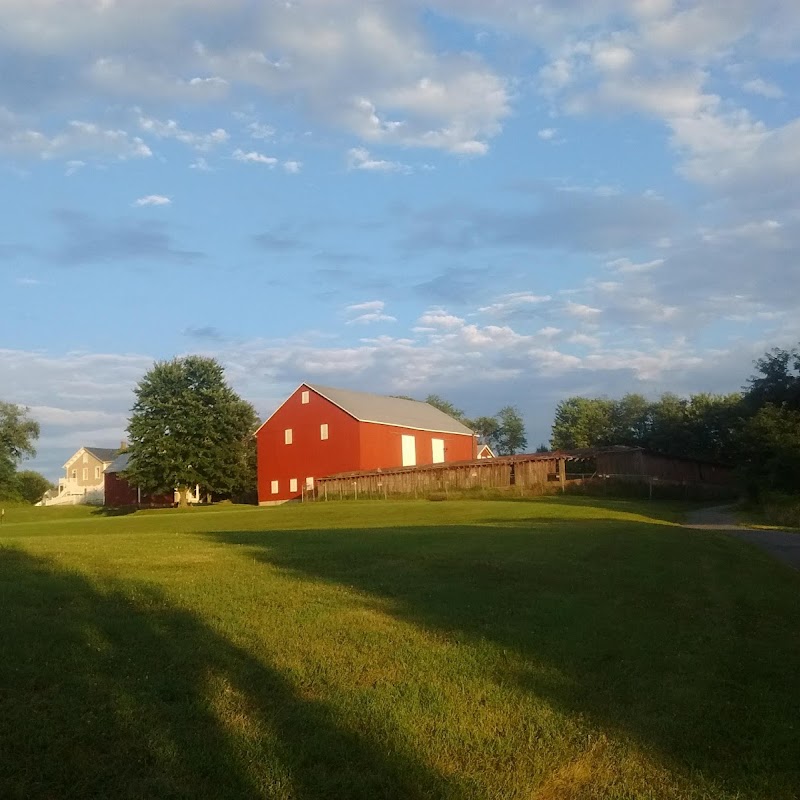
306,384,474,435
105,452,130,474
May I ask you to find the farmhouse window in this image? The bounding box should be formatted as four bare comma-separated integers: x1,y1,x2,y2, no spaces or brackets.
290,478,298,493
95,466,101,478
301,390,310,404
271,480,279,494
82,468,88,480
71,469,77,480
320,423,329,440
83,454,88,464
285,428,293,444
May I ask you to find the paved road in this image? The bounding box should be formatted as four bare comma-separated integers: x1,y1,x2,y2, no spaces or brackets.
685,506,800,571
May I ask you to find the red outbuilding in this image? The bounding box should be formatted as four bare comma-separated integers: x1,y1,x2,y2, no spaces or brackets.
104,453,174,507
256,384,476,504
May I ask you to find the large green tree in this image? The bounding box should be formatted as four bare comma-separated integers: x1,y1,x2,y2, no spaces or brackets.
741,404,800,494
125,356,259,507
739,343,800,495
14,470,54,504
745,344,800,411
494,406,527,455
0,402,40,499
550,397,614,450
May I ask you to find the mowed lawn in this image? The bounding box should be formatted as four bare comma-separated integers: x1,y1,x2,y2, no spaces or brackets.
0,499,798,799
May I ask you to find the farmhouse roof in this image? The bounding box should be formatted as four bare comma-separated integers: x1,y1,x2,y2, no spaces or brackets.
305,384,475,435
105,452,130,474
84,447,120,463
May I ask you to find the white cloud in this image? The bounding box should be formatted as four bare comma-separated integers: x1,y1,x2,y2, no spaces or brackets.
607,257,664,274
283,160,302,173
415,309,465,330
479,292,552,318
538,127,558,140
232,148,278,166
0,2,510,155
742,77,784,99
347,147,410,173
592,43,635,72
246,122,276,140
345,300,396,325
565,302,602,320
0,112,152,162
133,194,171,207
136,113,229,151
64,160,85,176
88,58,229,102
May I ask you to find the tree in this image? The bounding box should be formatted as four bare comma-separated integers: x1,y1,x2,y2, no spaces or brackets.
550,397,614,449
745,344,800,411
0,402,40,498
471,415,500,447
741,404,800,495
608,393,652,447
424,394,467,422
495,406,527,455
14,470,53,504
125,356,259,507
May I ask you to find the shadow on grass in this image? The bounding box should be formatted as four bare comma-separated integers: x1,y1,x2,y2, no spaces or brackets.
0,547,470,800
90,505,142,516
206,519,800,798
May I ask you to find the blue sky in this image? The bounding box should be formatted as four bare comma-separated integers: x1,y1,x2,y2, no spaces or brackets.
1,0,799,479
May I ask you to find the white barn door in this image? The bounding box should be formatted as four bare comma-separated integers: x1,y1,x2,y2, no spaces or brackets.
431,438,445,464
401,434,417,467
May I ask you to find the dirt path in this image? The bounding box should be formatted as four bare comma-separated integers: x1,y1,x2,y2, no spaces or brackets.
685,506,800,570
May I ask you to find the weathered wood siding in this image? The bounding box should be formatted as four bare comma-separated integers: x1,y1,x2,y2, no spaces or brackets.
595,450,734,485
314,447,735,500
316,454,566,498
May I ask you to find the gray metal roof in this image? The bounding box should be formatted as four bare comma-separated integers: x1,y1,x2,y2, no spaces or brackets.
306,384,474,435
105,452,130,474
85,447,120,463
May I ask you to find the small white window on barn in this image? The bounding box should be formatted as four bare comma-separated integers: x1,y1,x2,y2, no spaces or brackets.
432,438,445,464
271,480,279,494
305,477,314,490
301,390,310,404
290,478,298,493
285,428,293,445
320,423,329,440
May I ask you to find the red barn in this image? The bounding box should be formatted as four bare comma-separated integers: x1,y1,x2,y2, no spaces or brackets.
104,453,174,507
256,384,476,504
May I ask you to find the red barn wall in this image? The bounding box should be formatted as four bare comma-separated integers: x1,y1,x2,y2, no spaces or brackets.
104,473,173,507
358,423,474,471
256,386,475,504
257,387,361,503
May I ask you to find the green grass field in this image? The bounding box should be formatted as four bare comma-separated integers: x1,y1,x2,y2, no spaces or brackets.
1,498,798,799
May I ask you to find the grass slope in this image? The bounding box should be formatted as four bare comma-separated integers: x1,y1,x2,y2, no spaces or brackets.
1,498,798,799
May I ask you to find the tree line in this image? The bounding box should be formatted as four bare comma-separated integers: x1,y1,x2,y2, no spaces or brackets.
5,343,796,506
416,396,528,456
550,343,800,495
